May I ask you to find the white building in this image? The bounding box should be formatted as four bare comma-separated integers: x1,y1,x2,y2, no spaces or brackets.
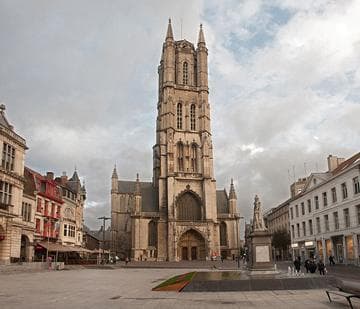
289,153,360,265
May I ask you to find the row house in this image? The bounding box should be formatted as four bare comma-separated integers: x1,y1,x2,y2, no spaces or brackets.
25,168,64,260
289,153,360,265
0,105,31,264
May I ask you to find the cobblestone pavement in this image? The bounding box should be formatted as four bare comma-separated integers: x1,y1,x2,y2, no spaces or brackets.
1,267,358,309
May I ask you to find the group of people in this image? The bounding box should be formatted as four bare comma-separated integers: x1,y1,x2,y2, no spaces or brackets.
293,256,326,275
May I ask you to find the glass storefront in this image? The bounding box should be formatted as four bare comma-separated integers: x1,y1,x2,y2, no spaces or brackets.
346,235,354,261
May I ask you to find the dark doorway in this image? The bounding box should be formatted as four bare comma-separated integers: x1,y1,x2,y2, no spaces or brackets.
191,247,197,260
182,247,188,260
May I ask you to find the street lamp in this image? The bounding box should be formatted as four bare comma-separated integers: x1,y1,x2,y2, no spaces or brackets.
97,216,111,263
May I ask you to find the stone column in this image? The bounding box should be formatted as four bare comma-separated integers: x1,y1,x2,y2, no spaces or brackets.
322,238,326,265
353,234,359,266
343,235,347,264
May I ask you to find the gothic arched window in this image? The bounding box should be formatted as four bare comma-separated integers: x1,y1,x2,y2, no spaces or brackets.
183,62,188,85
177,192,201,221
148,220,157,247
220,222,227,246
190,144,197,172
177,142,184,171
190,104,196,130
177,103,183,129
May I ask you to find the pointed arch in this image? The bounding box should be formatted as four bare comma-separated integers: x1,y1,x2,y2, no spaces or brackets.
177,142,184,171
177,103,183,129
190,104,196,130
183,61,188,85
220,221,227,246
190,143,197,172
148,220,157,247
176,191,201,221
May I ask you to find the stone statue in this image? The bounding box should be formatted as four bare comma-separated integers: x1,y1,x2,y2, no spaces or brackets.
252,195,266,231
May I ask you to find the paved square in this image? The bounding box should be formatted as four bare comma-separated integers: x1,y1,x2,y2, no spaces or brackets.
0,268,357,308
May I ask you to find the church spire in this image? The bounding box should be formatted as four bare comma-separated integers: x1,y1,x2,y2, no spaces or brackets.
135,173,141,195
197,23,206,46
229,178,237,200
165,18,174,41
112,165,118,179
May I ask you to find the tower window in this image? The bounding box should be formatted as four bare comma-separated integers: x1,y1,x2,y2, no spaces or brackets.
177,142,184,171
190,144,197,172
183,62,188,85
190,104,196,130
177,103,183,129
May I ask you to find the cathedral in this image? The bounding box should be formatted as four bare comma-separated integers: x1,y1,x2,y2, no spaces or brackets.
111,20,240,261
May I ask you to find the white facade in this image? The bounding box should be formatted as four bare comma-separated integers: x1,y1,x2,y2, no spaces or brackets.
289,154,360,265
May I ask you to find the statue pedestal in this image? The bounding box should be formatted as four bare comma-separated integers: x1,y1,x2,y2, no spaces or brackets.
248,230,275,271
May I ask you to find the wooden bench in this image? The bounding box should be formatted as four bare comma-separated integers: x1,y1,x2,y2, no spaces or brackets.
326,289,360,309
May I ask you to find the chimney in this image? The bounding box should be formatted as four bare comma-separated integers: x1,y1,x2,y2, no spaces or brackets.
61,171,68,185
327,155,345,172
46,172,54,180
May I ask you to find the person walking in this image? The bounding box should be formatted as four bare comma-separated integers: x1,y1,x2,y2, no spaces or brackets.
329,255,335,266
294,256,301,273
317,259,325,275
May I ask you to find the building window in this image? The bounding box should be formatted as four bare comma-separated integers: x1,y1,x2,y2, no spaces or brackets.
177,142,184,171
324,215,329,232
64,224,75,237
37,198,42,212
148,220,157,247
296,223,300,238
291,225,295,239
183,62,188,85
64,224,67,236
331,187,337,203
176,192,201,221
353,177,360,195
0,181,12,205
341,182,348,199
190,144,197,172
177,103,183,129
314,196,319,210
301,202,305,215
343,208,350,228
302,221,306,237
316,217,321,234
322,192,327,207
307,199,311,213
357,205,360,225
21,202,32,222
309,219,313,235
333,212,339,230
190,104,196,130
290,208,293,220
220,222,227,246
295,205,299,217
1,143,15,171
35,219,41,233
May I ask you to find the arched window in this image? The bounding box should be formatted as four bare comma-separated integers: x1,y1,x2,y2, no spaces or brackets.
177,103,183,129
183,62,188,85
190,104,196,130
148,220,157,247
220,222,227,246
190,144,197,172
177,192,201,221
177,142,184,171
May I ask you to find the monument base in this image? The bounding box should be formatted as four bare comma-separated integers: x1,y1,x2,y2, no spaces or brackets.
248,230,274,271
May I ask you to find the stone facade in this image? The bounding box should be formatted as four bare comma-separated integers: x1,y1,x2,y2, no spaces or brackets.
111,21,240,261
0,104,28,263
289,153,360,265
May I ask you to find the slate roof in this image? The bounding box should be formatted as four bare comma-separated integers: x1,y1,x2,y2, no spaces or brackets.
332,152,360,175
118,181,158,212
216,189,229,214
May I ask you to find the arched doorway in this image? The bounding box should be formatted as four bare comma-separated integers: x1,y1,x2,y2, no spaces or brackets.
20,235,30,262
0,225,6,262
178,229,206,260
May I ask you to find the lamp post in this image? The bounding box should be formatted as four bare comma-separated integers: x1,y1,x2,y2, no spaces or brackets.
97,216,111,263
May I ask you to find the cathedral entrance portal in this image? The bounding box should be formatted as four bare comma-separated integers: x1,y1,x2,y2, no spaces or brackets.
178,229,206,260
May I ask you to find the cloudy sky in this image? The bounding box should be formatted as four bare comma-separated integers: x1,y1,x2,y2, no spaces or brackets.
1,0,359,231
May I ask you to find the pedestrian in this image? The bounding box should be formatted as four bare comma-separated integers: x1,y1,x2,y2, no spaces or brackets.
125,256,129,265
317,259,325,275
221,255,224,263
293,256,301,273
304,259,310,273
329,255,335,266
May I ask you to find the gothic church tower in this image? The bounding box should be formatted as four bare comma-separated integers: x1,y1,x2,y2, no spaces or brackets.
111,20,240,262
153,20,219,261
